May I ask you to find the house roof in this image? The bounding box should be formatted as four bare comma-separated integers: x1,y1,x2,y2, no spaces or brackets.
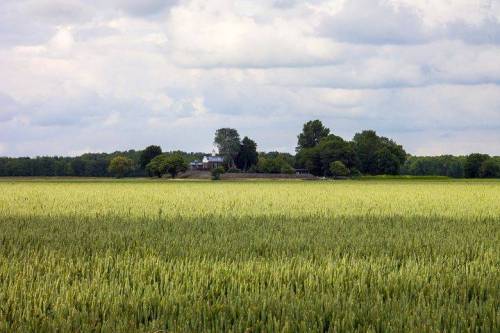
203,156,224,163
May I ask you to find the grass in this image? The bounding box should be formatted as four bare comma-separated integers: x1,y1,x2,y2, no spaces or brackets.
0,179,499,332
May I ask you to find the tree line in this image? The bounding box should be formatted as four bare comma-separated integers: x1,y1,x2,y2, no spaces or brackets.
1,120,499,178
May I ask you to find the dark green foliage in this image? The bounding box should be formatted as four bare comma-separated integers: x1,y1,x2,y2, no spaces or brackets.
318,135,358,176
0,120,498,179
211,166,225,180
296,134,358,176
257,154,294,174
479,158,500,178
146,154,188,178
353,130,406,175
214,128,241,168
0,150,205,178
465,153,490,178
350,168,362,177
402,155,465,178
280,163,295,174
70,158,86,176
296,119,330,151
146,155,167,178
163,154,188,178
139,145,162,169
330,161,350,177
375,147,400,175
261,152,295,167
295,147,322,176
236,137,258,171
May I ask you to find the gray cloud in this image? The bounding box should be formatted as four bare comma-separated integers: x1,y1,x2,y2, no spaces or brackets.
110,0,179,16
320,0,500,45
319,0,429,45
1,0,500,156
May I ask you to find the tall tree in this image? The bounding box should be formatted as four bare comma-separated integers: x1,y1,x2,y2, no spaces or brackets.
139,145,162,169
464,153,490,178
317,135,358,176
236,137,258,171
145,155,168,178
163,154,188,178
375,147,400,175
145,154,187,178
214,128,241,168
295,147,322,176
353,130,406,175
352,130,380,174
296,120,330,151
479,159,500,178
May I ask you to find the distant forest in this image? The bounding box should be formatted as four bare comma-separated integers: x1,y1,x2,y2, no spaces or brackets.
1,120,499,178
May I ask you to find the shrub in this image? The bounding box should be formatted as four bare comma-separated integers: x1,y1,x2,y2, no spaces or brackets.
257,156,294,174
330,161,350,178
280,164,295,174
349,168,362,178
211,166,225,180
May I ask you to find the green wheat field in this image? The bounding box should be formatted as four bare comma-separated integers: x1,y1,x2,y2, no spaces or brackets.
0,179,499,332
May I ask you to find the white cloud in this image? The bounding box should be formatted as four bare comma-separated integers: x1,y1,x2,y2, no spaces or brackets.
166,0,339,68
0,0,500,156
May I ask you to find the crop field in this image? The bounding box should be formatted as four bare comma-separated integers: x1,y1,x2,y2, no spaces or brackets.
0,179,499,332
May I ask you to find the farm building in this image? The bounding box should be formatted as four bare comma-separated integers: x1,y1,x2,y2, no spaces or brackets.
190,151,224,170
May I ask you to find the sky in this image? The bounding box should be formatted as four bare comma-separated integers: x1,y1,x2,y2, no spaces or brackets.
1,0,500,157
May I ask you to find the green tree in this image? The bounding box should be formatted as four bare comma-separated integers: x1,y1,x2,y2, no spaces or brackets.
211,166,225,180
163,154,188,178
146,154,188,178
108,156,134,178
317,135,358,176
214,128,241,168
353,130,406,175
236,137,258,171
139,145,162,169
401,155,465,178
146,155,169,178
329,161,350,177
295,147,322,176
296,120,330,151
375,147,400,175
71,158,86,176
296,134,358,177
257,155,294,174
352,130,380,174
465,153,490,178
447,159,465,178
280,163,295,174
479,159,500,178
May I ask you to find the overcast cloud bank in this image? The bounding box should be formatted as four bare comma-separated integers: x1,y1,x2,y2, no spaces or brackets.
1,0,500,156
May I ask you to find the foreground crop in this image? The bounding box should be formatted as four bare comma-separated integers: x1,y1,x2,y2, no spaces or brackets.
0,180,498,332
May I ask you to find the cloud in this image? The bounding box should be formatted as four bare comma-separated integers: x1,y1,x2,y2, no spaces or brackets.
320,0,429,44
166,0,340,68
320,0,500,45
1,0,500,156
110,0,179,17
0,93,19,122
